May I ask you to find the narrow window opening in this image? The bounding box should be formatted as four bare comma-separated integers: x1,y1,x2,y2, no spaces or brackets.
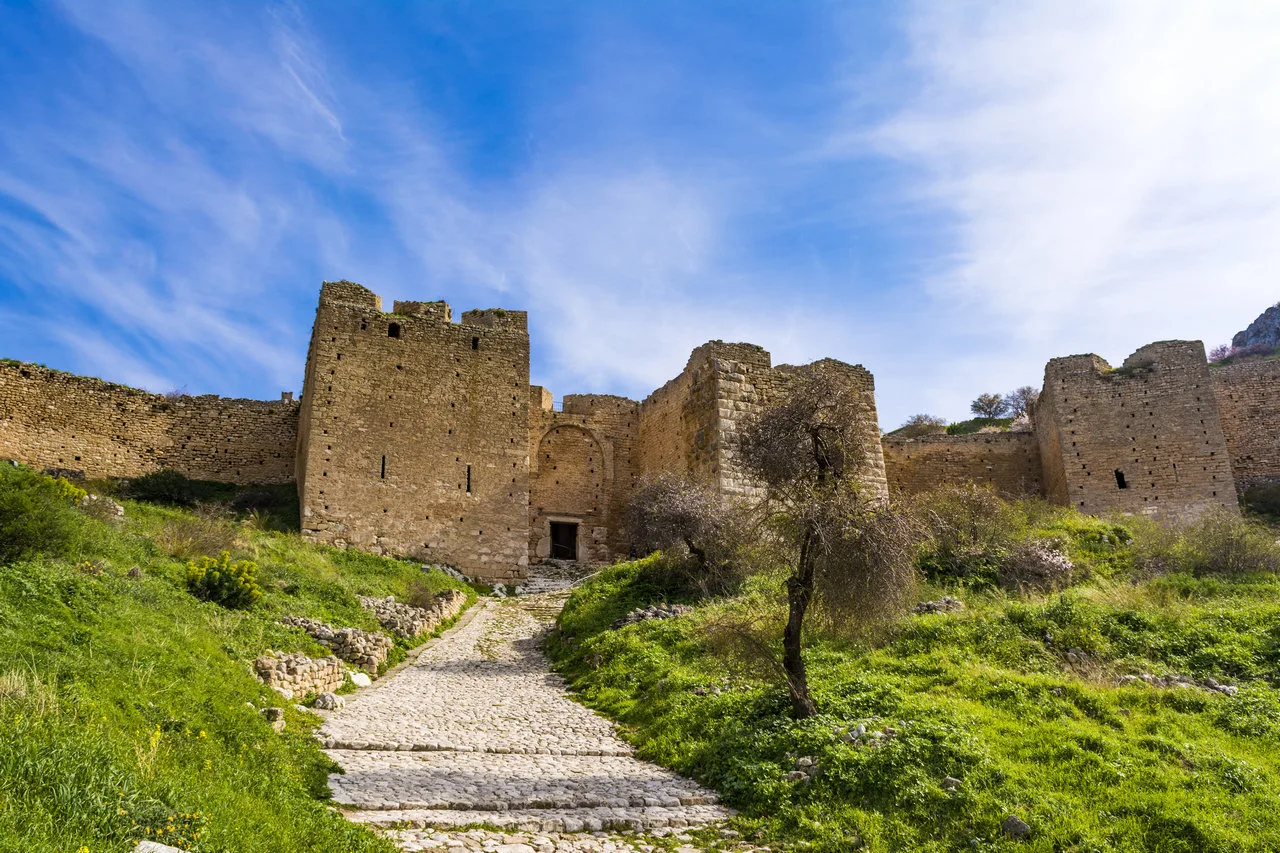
472,336,479,350
1114,469,1128,489
466,464,472,494
380,455,386,479
388,323,401,339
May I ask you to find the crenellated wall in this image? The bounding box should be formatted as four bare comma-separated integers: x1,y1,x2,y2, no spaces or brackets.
0,361,297,483
296,281,531,582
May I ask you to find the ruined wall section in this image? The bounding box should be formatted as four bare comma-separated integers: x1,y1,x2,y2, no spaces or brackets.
1035,341,1237,520
1210,359,1280,495
635,343,888,502
634,346,722,483
296,281,530,582
527,391,637,562
882,431,1042,497
0,361,297,483
757,359,889,501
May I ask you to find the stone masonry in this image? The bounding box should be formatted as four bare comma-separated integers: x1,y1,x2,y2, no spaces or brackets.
253,651,345,700
0,361,296,484
6,278,1277,578
1035,341,1238,521
280,616,394,672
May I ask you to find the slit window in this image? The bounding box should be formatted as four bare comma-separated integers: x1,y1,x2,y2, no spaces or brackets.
466,464,472,494
388,323,401,338
1114,469,1128,489
472,336,479,350
381,455,387,479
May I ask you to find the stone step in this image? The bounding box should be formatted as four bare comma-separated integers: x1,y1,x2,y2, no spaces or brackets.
325,749,718,812
347,804,730,833
322,740,633,757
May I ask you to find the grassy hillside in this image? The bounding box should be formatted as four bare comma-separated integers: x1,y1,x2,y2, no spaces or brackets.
549,503,1280,852
0,465,473,853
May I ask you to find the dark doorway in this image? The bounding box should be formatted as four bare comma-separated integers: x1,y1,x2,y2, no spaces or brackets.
550,522,578,560
1115,469,1128,489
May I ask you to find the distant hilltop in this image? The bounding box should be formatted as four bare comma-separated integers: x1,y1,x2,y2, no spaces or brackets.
1232,301,1280,351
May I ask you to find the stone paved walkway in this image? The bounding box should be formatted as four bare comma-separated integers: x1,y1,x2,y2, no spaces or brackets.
320,583,732,852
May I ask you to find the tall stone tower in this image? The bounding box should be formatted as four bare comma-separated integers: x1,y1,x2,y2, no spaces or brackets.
295,281,531,582
1035,340,1237,520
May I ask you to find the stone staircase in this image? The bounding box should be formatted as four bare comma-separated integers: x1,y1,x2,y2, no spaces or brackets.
319,588,729,846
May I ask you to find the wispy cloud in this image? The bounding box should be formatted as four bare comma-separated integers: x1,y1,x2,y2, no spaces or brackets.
862,0,1280,419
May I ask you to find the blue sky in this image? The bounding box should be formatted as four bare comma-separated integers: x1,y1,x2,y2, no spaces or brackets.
2,1,1278,429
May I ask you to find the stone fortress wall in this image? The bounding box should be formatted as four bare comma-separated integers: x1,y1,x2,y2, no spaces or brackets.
1034,341,1238,521
0,360,297,484
295,281,531,582
6,277,1280,580
882,431,1042,498
1210,358,1280,495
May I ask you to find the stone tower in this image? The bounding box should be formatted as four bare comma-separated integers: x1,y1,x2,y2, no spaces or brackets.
1035,340,1237,520
296,281,531,581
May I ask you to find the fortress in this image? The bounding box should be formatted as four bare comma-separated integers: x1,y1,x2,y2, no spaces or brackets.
2,280,1278,581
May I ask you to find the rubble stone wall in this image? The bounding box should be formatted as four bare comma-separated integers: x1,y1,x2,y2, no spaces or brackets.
0,361,297,484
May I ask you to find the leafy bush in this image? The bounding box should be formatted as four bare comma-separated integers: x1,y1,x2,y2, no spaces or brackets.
124,469,199,506
944,416,1014,435
1180,511,1280,576
1243,481,1280,519
186,551,263,609
0,465,83,565
1131,511,1280,577
913,483,1025,585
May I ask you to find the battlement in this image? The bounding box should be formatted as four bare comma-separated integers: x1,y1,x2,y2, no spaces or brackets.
392,300,452,321
461,308,528,333
320,280,382,310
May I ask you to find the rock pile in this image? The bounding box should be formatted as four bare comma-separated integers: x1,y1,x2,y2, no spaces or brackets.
253,651,344,700
611,603,693,630
913,597,964,615
78,493,125,523
1117,673,1239,696
359,589,467,639
839,718,900,748
280,616,393,672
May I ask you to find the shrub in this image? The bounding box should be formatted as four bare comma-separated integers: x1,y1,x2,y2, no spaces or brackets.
186,551,263,609
124,469,199,506
628,474,756,594
1243,482,1280,519
1180,511,1280,576
894,414,947,438
999,539,1076,592
157,505,239,559
913,483,1025,585
0,465,83,565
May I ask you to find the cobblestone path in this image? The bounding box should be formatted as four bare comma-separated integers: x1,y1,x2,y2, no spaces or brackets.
321,587,731,852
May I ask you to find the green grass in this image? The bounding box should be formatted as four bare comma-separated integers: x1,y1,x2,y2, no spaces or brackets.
0,471,474,852
944,417,1016,435
549,550,1280,852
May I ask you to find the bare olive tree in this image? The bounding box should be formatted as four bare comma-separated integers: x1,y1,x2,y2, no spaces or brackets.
1004,386,1039,418
628,474,753,593
738,367,918,718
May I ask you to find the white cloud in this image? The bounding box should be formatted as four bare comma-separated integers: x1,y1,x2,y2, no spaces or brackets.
861,0,1280,423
